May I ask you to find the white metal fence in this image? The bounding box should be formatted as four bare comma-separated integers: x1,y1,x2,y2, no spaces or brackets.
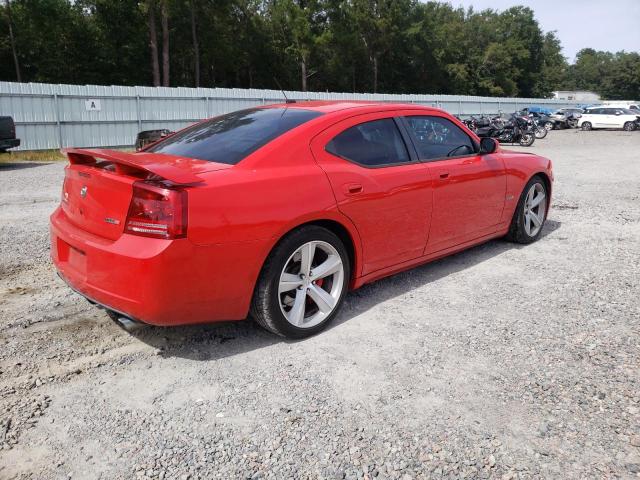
0,81,583,151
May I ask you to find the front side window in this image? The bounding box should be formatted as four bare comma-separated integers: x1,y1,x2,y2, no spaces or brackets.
326,118,410,167
148,107,323,164
403,116,475,160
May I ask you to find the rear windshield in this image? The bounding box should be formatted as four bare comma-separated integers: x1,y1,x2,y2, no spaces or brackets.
148,107,323,164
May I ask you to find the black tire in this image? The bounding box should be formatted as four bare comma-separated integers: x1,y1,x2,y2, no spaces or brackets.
505,176,548,244
534,126,547,139
519,132,535,147
581,122,592,131
250,225,351,339
544,122,554,131
623,121,635,132
0,149,7,154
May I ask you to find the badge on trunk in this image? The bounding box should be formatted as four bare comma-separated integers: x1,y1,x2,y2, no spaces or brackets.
80,186,88,198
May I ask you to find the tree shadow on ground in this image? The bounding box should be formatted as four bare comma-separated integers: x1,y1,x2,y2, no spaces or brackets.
131,220,562,361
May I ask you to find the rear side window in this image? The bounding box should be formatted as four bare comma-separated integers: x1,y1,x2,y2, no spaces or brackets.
148,108,323,164
326,118,410,167
403,116,475,160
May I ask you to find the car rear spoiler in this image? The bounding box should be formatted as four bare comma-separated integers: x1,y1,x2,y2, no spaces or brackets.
63,148,204,185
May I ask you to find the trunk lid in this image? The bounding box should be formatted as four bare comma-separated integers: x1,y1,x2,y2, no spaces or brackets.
62,164,134,240
60,149,230,240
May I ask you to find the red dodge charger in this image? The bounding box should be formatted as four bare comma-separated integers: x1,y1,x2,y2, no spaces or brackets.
50,102,552,338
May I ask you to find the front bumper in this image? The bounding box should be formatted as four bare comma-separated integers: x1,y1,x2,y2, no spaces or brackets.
50,207,268,326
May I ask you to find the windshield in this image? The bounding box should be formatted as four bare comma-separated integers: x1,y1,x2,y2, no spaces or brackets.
148,107,323,164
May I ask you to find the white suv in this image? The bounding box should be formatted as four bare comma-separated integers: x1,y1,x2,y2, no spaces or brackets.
579,107,640,131
601,102,640,111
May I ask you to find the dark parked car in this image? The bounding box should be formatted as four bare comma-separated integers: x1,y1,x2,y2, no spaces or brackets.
0,116,20,153
135,129,173,151
520,110,555,131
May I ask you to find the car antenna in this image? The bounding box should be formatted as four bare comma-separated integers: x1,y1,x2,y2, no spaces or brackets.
273,77,296,104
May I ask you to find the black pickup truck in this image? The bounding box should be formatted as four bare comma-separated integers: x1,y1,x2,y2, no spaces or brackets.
0,116,20,152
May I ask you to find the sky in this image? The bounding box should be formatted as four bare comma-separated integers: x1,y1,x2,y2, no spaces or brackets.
440,0,640,62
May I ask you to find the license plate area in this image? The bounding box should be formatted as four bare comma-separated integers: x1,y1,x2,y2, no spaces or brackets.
57,238,87,278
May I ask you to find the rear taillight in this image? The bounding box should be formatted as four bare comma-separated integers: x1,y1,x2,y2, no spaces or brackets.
61,177,69,203
125,181,187,239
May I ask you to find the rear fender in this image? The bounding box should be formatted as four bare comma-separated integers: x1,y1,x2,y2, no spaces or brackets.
268,210,364,284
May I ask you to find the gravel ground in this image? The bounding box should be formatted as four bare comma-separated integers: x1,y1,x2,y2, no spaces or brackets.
0,129,639,480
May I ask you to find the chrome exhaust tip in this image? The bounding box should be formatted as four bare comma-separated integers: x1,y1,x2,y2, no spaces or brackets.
113,315,144,332
105,310,145,332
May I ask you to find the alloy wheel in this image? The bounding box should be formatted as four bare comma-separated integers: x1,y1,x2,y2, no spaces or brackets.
278,241,345,328
523,183,546,237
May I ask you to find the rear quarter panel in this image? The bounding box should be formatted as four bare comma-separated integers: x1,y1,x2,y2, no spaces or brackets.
187,142,340,245
186,136,364,284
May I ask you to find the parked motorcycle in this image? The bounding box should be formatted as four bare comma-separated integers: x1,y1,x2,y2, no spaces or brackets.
519,110,552,135
475,114,535,147
460,117,476,131
522,108,555,130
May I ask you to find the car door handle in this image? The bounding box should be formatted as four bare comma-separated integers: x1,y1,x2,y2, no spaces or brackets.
343,183,363,195
439,172,449,179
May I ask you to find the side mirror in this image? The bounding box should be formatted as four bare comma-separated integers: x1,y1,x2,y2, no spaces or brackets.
615,111,621,116
480,137,498,154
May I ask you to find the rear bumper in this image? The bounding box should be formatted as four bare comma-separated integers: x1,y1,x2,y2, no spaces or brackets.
0,138,20,150
50,207,269,326
56,271,145,326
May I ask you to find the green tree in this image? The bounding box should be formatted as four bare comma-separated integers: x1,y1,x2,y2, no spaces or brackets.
601,52,640,100
0,0,636,99
268,0,319,91
534,31,568,97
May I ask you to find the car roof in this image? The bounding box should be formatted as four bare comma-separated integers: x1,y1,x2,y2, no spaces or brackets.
261,100,441,114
